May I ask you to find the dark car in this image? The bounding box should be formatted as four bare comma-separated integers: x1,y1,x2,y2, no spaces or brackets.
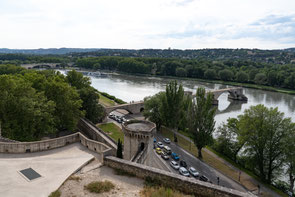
199,175,209,182
180,160,187,168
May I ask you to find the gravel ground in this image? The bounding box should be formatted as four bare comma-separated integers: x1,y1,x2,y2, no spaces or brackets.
59,160,144,197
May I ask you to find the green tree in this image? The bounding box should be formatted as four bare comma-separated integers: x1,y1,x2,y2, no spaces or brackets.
161,81,185,132
44,76,84,131
143,92,165,130
238,105,293,183
283,128,295,195
236,71,249,83
254,73,267,85
66,70,91,89
219,69,234,81
214,118,245,162
117,138,123,159
0,75,55,141
188,87,216,159
175,67,187,77
204,69,217,79
79,87,105,123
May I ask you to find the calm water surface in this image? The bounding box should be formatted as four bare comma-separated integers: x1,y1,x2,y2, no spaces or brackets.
60,70,295,127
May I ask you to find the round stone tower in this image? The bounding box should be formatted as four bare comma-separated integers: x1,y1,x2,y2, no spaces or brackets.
122,120,156,164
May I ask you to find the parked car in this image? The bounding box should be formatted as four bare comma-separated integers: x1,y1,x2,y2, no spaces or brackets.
157,141,164,148
171,152,180,161
161,152,169,160
153,138,157,143
180,160,187,168
163,138,171,144
163,146,172,155
188,167,199,177
156,148,162,154
199,175,209,182
170,160,180,170
179,167,190,177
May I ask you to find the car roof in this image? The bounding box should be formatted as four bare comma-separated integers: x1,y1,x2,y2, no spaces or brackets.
171,160,177,164
180,167,187,171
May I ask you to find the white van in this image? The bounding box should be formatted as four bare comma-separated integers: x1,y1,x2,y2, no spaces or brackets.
163,146,171,155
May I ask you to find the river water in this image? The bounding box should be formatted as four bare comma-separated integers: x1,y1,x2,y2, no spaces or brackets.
59,70,295,127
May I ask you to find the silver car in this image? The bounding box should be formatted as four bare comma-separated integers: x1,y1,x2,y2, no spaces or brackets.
179,167,190,177
188,167,199,177
157,141,164,148
170,160,180,170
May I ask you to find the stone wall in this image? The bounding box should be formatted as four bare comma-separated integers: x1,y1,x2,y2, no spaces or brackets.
77,118,117,155
0,132,113,161
104,156,255,197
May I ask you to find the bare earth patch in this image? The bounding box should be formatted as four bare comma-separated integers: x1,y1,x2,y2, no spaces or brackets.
59,160,144,197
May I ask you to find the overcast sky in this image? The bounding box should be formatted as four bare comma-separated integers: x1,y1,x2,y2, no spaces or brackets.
0,0,295,49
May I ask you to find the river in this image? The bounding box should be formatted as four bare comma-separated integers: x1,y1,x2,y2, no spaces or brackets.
59,70,295,127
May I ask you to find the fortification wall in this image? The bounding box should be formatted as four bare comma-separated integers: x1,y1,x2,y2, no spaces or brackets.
104,156,254,197
0,132,112,161
77,118,117,155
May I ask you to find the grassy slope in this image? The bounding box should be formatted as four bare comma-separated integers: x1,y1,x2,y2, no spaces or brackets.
98,93,116,107
97,122,124,143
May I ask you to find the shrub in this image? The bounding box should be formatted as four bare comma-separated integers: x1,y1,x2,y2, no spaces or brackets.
48,190,61,197
84,180,115,193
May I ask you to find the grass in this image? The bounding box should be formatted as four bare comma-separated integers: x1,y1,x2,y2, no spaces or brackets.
140,186,194,197
160,127,286,196
98,93,116,107
84,180,115,194
97,122,124,143
68,175,82,181
48,190,61,197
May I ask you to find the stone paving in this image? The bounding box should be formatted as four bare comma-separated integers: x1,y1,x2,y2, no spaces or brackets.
0,143,96,197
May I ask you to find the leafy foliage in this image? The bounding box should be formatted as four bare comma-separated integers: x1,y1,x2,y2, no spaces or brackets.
188,88,216,158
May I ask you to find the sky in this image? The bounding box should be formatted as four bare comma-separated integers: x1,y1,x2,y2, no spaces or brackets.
0,0,295,50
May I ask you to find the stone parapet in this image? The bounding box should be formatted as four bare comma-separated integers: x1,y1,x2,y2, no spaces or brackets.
104,156,255,197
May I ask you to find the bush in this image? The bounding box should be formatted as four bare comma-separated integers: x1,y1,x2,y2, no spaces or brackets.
48,190,61,197
84,180,115,193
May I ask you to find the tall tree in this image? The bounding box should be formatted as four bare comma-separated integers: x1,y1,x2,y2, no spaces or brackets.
283,127,295,195
238,104,293,183
143,92,165,130
161,81,185,132
188,87,216,159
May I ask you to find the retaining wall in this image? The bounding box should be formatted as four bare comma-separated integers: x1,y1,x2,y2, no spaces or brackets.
0,132,112,161
77,118,117,155
104,156,255,197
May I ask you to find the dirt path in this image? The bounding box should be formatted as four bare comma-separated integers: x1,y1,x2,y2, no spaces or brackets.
59,159,144,197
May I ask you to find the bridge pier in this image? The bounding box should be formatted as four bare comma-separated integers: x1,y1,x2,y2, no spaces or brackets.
209,87,248,106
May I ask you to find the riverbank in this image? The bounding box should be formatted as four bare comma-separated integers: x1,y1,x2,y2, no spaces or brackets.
65,67,295,95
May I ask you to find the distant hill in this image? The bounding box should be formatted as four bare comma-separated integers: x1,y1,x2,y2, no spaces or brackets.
0,48,101,55
1,47,295,64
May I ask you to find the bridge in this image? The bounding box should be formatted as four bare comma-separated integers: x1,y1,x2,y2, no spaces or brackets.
21,63,62,69
105,87,247,115
105,101,144,115
186,87,247,105
208,87,248,105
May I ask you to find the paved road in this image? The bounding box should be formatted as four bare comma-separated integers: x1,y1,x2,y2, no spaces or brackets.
154,133,247,193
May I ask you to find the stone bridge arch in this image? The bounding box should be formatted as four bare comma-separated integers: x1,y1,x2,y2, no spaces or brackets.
105,101,144,115
208,87,248,105
21,63,61,69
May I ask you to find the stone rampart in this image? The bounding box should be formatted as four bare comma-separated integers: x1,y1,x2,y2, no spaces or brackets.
104,156,255,197
77,118,117,156
0,132,112,161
